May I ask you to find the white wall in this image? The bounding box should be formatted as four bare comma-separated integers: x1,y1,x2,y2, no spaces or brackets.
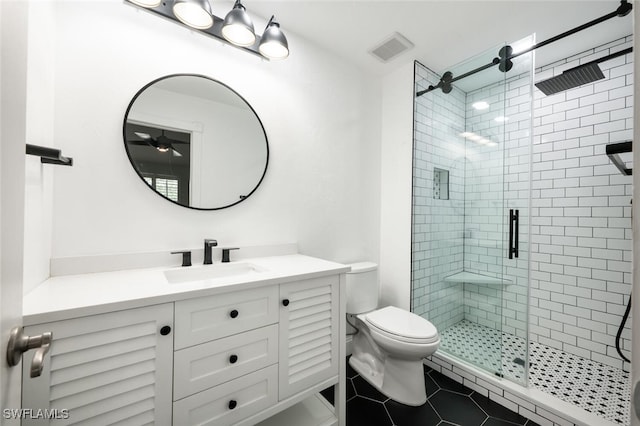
32,1,380,269
1,0,28,416
379,60,414,309
23,1,56,294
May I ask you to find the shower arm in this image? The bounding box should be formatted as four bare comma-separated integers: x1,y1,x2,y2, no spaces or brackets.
416,0,632,97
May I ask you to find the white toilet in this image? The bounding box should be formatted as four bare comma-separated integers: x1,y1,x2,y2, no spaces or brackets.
346,262,439,406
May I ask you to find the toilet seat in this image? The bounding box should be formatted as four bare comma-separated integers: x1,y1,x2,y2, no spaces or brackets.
365,306,439,344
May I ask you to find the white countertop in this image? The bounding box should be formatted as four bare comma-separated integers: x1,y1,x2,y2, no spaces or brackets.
23,254,350,325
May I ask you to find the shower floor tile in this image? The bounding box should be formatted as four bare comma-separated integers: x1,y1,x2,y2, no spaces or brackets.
440,320,631,425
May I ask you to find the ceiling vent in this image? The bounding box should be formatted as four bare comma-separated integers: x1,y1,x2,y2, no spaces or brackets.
369,32,414,63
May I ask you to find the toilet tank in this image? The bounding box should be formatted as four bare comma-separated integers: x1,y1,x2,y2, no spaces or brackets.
346,262,379,314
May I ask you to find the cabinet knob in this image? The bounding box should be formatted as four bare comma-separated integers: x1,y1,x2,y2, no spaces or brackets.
282,299,290,307
160,326,171,336
229,354,238,364
229,309,239,319
228,400,237,410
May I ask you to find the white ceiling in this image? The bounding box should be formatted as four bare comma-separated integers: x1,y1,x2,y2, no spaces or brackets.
247,1,633,78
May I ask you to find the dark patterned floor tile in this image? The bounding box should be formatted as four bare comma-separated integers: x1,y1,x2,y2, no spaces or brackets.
483,418,528,426
320,386,334,405
346,396,393,426
424,373,439,398
385,399,441,426
347,378,357,400
320,378,357,405
352,375,390,402
430,389,488,426
429,370,472,395
471,393,528,424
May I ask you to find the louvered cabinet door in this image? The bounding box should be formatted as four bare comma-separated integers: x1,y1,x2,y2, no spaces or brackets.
279,276,339,400
21,304,173,426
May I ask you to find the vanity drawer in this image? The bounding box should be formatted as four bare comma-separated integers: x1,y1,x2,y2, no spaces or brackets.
174,324,278,400
175,286,279,349
173,364,278,426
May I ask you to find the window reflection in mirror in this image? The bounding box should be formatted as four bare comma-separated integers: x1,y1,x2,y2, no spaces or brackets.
125,123,191,205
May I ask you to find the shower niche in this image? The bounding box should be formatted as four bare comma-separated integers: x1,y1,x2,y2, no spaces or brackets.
433,168,449,200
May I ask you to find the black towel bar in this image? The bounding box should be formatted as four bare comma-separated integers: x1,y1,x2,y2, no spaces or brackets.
606,141,632,176
26,144,73,166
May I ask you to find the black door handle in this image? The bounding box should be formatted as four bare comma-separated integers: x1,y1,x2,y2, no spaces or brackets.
509,209,519,259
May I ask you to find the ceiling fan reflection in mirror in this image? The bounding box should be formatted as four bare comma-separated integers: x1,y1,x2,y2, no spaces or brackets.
129,130,188,157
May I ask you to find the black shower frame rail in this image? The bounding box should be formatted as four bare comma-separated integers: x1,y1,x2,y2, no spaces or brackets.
416,0,633,97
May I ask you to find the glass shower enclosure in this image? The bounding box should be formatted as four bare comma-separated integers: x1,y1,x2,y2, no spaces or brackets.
411,36,534,386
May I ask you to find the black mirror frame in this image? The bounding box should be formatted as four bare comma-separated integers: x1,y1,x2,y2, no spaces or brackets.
122,73,269,211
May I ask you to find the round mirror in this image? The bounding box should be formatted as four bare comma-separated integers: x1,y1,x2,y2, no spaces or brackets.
123,74,269,210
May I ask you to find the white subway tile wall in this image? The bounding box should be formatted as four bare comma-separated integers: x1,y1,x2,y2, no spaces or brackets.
413,33,632,379
412,63,466,331
413,35,632,426
530,36,633,370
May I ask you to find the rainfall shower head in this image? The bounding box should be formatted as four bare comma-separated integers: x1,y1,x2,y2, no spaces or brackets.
535,46,632,96
535,62,604,96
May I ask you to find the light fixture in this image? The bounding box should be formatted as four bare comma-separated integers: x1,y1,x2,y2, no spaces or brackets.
128,0,161,7
124,0,289,60
222,0,256,47
259,16,289,60
172,0,214,29
472,101,490,110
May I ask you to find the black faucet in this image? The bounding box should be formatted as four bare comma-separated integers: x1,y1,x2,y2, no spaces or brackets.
203,239,218,265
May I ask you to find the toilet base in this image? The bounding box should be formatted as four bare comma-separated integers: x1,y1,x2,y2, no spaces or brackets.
350,341,428,406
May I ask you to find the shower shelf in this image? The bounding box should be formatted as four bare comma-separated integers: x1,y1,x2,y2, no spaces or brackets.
444,271,513,286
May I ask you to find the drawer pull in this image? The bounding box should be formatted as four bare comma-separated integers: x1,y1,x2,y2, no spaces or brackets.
160,326,171,336
228,400,237,410
282,299,290,307
229,354,238,364
229,309,239,319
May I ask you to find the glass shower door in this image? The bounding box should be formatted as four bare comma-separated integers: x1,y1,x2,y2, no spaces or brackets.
412,35,533,386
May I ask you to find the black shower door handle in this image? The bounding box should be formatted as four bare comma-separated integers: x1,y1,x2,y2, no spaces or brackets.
509,209,519,259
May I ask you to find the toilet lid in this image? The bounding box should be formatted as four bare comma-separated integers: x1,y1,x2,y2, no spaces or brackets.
365,306,438,342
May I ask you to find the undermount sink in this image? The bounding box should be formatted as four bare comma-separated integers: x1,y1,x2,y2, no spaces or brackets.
164,262,266,284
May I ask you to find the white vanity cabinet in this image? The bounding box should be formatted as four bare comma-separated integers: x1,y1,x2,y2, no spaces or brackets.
278,275,339,400
21,303,174,425
172,276,342,426
172,286,281,425
21,270,345,426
